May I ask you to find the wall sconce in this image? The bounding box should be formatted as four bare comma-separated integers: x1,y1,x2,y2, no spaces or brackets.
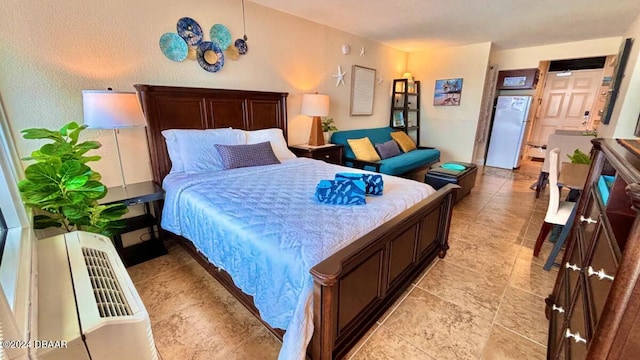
301,93,330,146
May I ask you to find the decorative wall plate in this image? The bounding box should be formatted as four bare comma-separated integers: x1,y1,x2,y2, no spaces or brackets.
225,45,240,60
159,33,188,62
210,24,232,50
197,41,224,72
234,38,248,55
177,17,203,46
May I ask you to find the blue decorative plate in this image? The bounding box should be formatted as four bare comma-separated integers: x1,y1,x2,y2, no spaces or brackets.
197,41,224,72
159,33,188,62
235,38,248,55
177,17,203,46
441,163,466,171
210,24,232,50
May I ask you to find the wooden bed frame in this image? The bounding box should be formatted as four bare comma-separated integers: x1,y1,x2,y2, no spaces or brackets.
134,84,457,359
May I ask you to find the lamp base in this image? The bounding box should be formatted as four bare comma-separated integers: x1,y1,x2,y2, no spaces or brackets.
308,116,325,146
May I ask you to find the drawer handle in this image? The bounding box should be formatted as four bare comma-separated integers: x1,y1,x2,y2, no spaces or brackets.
580,215,597,224
552,304,565,314
565,262,581,272
565,328,587,344
587,266,615,281
325,155,330,159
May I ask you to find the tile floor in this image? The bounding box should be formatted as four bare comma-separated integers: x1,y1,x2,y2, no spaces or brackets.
128,159,560,360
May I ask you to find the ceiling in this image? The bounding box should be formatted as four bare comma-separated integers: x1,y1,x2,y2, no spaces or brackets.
249,0,640,52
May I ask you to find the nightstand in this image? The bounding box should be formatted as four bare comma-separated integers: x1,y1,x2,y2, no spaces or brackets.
289,144,344,165
100,181,168,267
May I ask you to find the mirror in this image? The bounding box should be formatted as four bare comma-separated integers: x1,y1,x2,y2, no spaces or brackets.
350,65,376,116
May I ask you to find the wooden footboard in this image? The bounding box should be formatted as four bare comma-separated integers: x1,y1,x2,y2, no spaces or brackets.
310,183,457,359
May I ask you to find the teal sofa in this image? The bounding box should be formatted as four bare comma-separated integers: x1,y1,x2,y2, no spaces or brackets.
330,127,440,176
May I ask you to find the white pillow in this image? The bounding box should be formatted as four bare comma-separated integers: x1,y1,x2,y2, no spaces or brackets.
161,128,246,173
245,128,296,161
162,130,184,173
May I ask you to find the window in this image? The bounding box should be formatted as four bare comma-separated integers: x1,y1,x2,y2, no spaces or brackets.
0,101,33,347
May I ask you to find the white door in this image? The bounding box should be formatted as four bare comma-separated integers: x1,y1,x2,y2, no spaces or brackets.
530,69,603,144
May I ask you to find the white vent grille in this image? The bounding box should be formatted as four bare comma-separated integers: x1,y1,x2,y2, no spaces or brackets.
82,247,132,317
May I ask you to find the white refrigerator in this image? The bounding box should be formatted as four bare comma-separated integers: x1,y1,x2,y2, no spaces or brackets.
485,95,533,169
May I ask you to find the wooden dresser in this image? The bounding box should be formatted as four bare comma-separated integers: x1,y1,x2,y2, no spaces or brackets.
546,138,640,359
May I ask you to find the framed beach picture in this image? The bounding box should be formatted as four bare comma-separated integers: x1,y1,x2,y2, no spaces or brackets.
434,78,463,106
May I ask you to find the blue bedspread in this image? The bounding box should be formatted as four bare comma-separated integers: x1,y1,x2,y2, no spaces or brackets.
162,158,435,360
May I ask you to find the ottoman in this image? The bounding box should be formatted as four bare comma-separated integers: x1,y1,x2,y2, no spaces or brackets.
425,161,478,203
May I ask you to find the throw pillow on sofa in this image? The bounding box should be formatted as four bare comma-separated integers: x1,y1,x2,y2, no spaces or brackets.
375,139,402,159
391,131,417,153
347,137,381,162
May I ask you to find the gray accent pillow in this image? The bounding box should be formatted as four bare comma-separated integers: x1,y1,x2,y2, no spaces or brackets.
375,139,402,159
214,141,281,170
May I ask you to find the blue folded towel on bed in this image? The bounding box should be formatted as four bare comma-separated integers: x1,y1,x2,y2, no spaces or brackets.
315,179,366,205
335,172,384,195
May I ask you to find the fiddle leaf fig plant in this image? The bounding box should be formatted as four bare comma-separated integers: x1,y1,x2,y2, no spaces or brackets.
17,121,128,237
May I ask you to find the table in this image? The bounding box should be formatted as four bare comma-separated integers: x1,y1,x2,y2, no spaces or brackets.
558,162,590,190
100,181,168,267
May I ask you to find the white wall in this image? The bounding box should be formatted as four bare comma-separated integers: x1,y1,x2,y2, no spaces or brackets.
0,0,406,186
490,37,622,70
408,42,492,162
606,14,640,139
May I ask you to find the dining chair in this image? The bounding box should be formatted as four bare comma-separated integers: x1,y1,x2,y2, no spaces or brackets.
533,148,576,257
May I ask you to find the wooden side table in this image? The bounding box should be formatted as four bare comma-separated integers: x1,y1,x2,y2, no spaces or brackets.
289,144,344,165
100,181,168,267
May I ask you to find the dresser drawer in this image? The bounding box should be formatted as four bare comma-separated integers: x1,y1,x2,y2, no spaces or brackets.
566,281,589,360
585,219,621,331
551,271,570,356
578,189,601,251
565,235,584,301
314,147,342,164
289,145,343,165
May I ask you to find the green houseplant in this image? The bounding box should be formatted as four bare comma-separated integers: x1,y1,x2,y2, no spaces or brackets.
18,121,128,237
321,117,338,143
567,148,591,165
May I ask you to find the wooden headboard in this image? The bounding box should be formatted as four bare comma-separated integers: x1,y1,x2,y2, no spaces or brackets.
134,84,289,185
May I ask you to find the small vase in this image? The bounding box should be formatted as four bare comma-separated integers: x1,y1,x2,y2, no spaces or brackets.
323,132,332,144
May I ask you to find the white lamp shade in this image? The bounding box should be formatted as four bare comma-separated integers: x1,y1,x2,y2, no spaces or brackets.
82,90,146,129
301,94,330,117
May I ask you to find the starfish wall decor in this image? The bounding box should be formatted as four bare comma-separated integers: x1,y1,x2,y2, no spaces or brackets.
360,46,366,56
333,65,347,87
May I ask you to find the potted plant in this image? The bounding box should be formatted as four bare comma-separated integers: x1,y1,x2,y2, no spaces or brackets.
321,117,338,143
17,121,128,237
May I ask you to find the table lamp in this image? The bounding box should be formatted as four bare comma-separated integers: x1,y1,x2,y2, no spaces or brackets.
301,93,330,146
82,90,146,188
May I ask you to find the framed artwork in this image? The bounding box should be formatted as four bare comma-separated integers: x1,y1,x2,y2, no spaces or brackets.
350,65,376,115
434,78,463,106
602,38,633,125
496,68,539,90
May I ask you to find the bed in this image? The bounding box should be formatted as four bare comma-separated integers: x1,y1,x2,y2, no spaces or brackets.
134,84,457,360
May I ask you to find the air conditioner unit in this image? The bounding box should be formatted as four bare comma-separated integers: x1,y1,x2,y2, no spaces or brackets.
36,231,158,360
